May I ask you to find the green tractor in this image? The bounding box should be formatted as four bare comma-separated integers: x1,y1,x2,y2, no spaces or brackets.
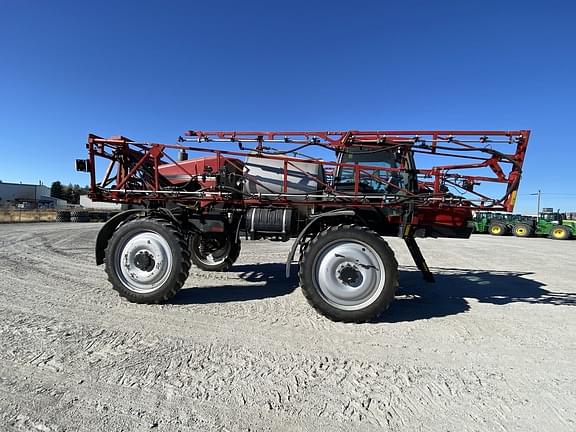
472,211,491,234
511,209,576,240
472,212,525,236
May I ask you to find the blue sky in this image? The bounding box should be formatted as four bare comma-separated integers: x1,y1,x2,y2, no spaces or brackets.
0,0,575,213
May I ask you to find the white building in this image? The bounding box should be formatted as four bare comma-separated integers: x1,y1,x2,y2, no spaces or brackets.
79,195,128,211
0,182,67,208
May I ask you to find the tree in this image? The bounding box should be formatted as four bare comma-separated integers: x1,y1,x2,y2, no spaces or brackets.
63,183,73,203
50,181,89,204
50,181,64,199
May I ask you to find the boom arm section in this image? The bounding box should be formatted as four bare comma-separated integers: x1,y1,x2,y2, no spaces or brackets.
80,129,530,213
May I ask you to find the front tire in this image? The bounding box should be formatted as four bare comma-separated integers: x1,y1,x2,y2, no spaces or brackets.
299,225,398,323
550,225,571,240
104,217,191,303
513,223,533,237
488,222,507,236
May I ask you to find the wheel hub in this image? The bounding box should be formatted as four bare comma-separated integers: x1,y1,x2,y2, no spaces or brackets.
134,250,155,272
337,264,362,287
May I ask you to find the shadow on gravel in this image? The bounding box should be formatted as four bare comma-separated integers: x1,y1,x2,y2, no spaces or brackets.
171,263,299,304
380,267,576,323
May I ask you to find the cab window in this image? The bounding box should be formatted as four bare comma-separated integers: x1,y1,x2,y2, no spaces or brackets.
335,147,403,193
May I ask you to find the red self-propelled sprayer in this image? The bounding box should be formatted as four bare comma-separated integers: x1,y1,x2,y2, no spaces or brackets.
77,129,530,322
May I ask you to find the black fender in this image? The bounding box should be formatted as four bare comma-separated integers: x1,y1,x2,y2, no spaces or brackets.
285,209,356,277
95,209,146,265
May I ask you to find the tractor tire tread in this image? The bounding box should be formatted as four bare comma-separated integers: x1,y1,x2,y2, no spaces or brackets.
299,224,398,323
104,216,190,304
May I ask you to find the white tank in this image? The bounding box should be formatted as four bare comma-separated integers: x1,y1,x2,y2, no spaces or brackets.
243,155,324,198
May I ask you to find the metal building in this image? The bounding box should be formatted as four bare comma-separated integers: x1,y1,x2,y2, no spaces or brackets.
0,182,66,208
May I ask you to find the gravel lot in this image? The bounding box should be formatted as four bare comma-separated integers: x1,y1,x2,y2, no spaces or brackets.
1,223,575,431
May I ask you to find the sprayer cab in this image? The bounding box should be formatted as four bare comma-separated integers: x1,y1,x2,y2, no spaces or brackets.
333,143,415,195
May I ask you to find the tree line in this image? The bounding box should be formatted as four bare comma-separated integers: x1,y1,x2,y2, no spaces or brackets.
50,181,89,204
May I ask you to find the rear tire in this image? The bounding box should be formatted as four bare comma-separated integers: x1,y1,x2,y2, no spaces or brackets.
513,223,533,237
550,225,571,240
488,222,507,236
104,217,191,303
190,233,241,271
299,225,398,323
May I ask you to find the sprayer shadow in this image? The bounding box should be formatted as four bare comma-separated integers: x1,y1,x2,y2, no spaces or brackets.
171,263,575,323
379,266,575,323
171,263,298,305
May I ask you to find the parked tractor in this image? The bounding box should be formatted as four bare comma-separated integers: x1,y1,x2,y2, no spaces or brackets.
473,212,533,236
76,130,530,322
474,209,576,240
511,209,576,240
473,212,517,236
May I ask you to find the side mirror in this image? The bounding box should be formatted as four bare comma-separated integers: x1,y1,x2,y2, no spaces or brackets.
75,159,90,172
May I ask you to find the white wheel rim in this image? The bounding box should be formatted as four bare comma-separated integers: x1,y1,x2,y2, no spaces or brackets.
312,240,385,311
116,231,173,293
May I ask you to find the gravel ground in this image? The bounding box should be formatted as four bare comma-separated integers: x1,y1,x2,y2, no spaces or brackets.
0,223,575,431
